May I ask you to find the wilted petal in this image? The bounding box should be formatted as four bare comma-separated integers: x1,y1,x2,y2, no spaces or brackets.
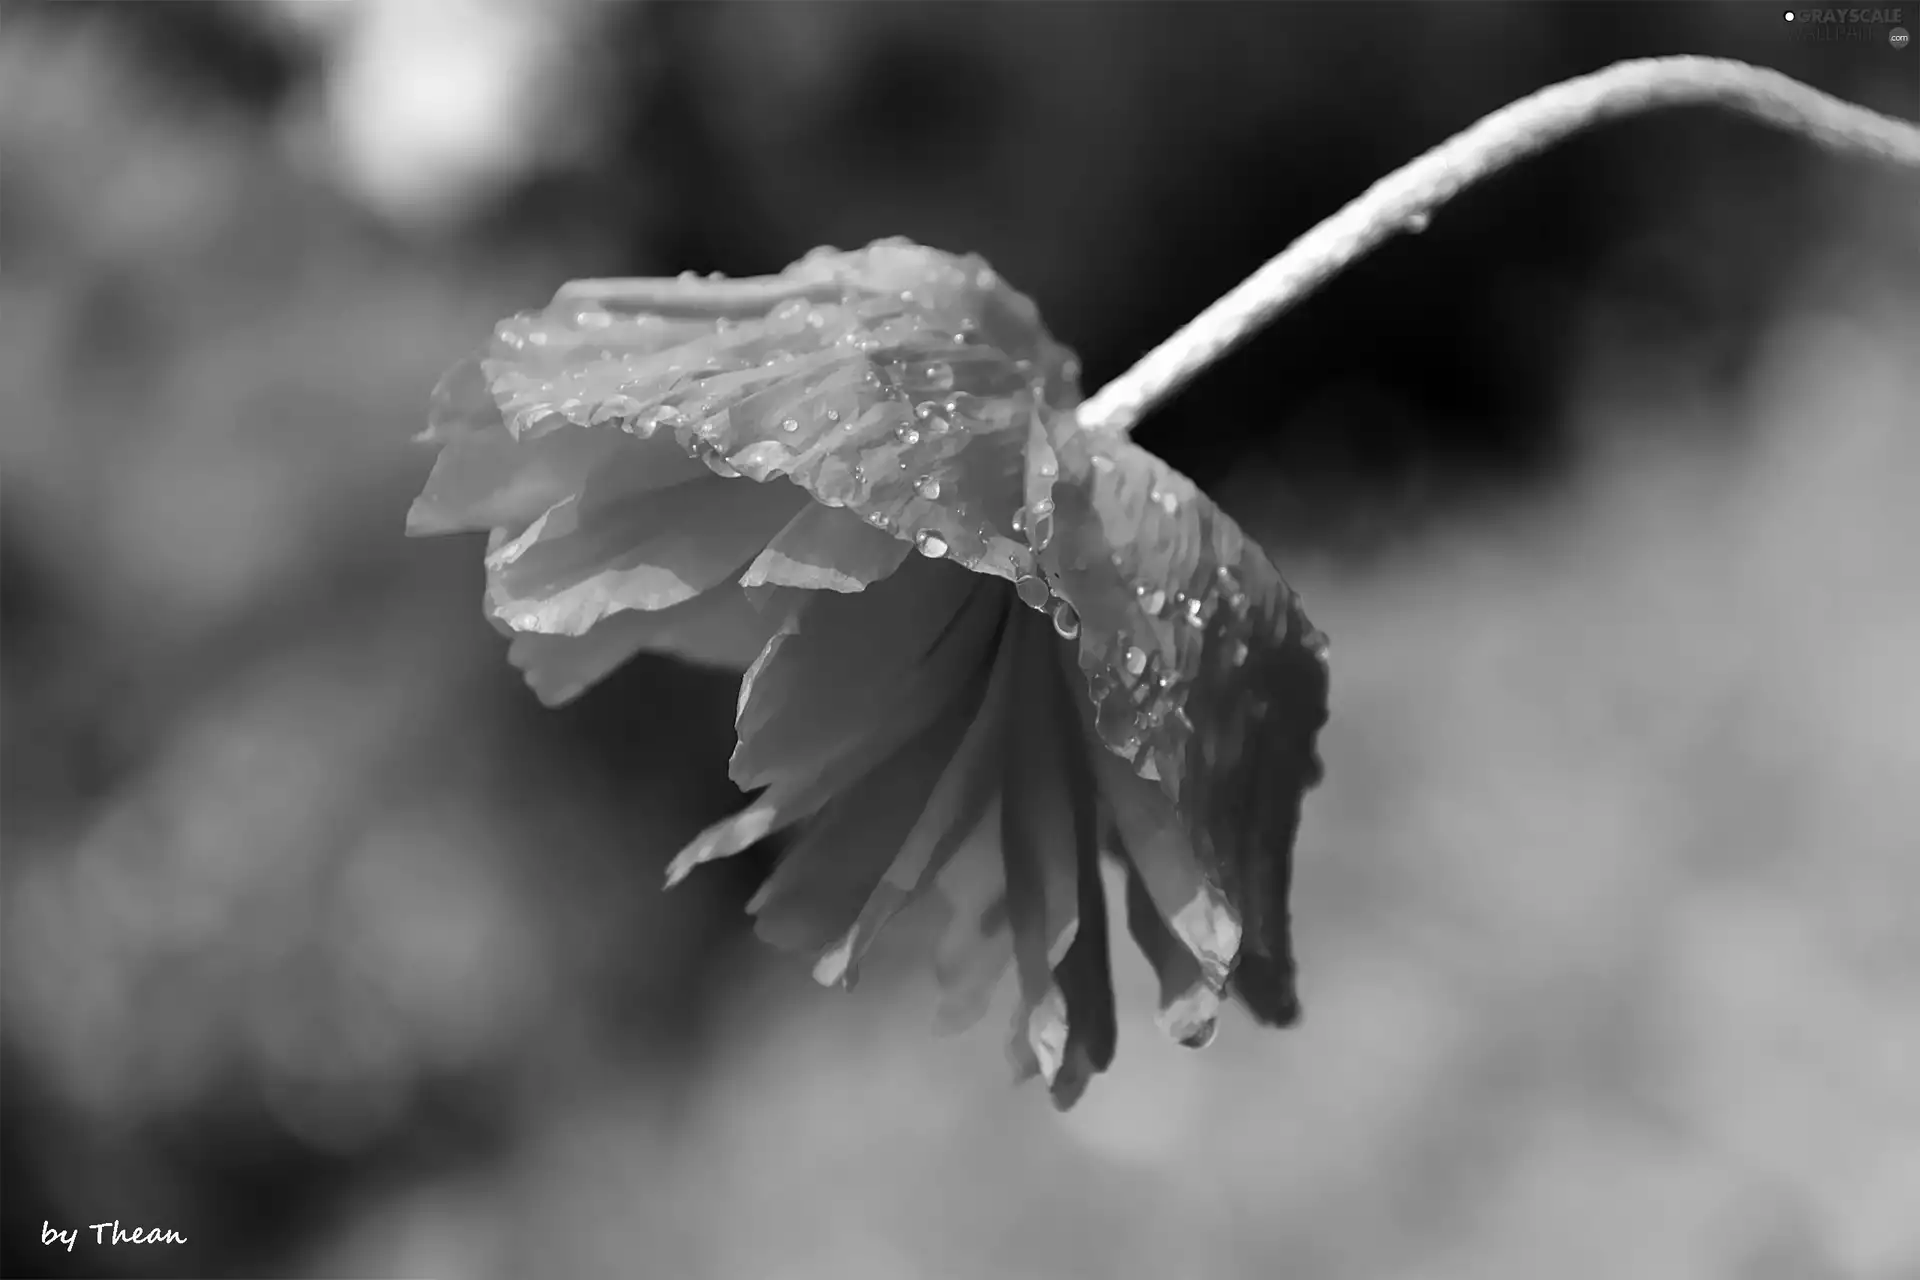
931,795,1014,1034
741,503,912,594
1042,661,1115,1109
444,240,1084,592
486,477,810,634
821,591,1020,988
730,559,1002,792
1091,746,1241,990
1043,422,1330,1026
507,581,790,706
1122,862,1219,1048
998,607,1085,1084
749,688,982,958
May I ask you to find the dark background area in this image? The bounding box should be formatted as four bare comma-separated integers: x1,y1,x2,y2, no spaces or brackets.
3,3,1917,1278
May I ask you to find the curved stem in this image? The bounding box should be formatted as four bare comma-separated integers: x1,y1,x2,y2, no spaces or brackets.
1076,56,1920,437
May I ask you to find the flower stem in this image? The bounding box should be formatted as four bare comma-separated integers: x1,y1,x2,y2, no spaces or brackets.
1076,56,1920,437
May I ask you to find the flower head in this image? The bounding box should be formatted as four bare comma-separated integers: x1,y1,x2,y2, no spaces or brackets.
408,239,1330,1107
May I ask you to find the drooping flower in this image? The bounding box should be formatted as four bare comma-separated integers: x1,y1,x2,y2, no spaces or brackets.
407,238,1330,1107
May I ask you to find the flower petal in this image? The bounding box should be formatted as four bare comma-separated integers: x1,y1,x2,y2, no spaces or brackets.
930,795,1014,1035
1121,861,1220,1048
1090,745,1242,990
823,587,1023,989
740,502,912,594
444,240,1085,591
1043,422,1330,1025
729,558,1001,792
1043,660,1116,1110
485,476,810,634
747,683,983,958
998,607,1085,1086
506,581,790,706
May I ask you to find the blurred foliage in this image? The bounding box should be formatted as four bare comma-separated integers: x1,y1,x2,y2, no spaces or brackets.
2,3,1917,1278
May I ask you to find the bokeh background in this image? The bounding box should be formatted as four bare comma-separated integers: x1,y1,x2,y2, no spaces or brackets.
4,3,1918,1278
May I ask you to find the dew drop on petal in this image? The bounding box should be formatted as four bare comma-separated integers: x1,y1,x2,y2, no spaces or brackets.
867,511,890,528
1124,646,1148,678
1049,598,1081,639
780,417,800,433
915,475,941,500
920,361,955,391
1027,510,1054,552
1137,586,1167,616
1037,456,1058,480
915,529,950,559
702,453,741,479
1184,597,1206,628
1010,506,1027,535
1015,574,1051,611
895,425,921,446
1091,454,1115,473
1029,497,1054,518
823,408,841,424
1160,492,1180,515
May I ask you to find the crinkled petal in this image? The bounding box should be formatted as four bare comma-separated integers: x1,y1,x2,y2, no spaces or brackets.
741,502,912,594
507,581,789,705
486,477,810,634
730,558,1001,792
407,358,713,537
1042,422,1330,1025
1091,745,1241,991
999,607,1084,1086
930,795,1014,1034
748,684,982,958
1042,657,1115,1110
1122,861,1219,1048
444,240,1086,591
816,586,1021,989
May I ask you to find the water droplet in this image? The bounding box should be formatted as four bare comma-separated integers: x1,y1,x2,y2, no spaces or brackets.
677,269,700,282
1405,210,1432,233
895,425,921,446
1029,497,1055,517
1037,455,1058,480
1010,506,1027,535
1015,574,1051,611
713,316,734,334
526,330,551,347
915,529,950,559
1091,454,1115,473
494,321,525,350
1227,591,1249,614
1137,586,1167,616
852,463,865,482
915,475,941,500
1124,646,1148,677
1184,596,1207,628
867,511,890,528
780,417,800,433
1027,511,1054,552
702,453,741,478
772,298,808,323
919,361,955,391
1050,598,1081,639
1229,640,1249,667
974,267,998,290
635,405,684,438
1160,491,1180,515
823,408,841,423
806,309,828,329
575,306,613,329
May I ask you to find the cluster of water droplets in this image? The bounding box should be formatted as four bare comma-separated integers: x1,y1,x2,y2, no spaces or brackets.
478,244,1087,597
